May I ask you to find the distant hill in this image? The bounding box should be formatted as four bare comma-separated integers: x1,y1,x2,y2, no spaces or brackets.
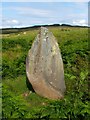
1,24,88,34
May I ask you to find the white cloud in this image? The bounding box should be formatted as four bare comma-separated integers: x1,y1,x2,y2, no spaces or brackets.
21,8,51,17
5,19,19,25
2,19,21,28
72,19,88,26
6,6,52,18
11,20,19,24
2,2,88,28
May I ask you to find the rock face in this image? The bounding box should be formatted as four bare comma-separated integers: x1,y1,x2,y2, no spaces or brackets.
26,27,66,100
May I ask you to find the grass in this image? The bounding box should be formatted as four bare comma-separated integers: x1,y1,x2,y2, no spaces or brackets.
2,26,89,119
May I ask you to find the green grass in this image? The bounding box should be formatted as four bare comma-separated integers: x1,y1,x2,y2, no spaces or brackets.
2,26,90,119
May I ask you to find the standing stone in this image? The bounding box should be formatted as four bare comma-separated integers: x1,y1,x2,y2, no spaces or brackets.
26,27,66,100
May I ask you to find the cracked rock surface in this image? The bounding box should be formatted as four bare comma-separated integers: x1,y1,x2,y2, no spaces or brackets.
26,27,66,100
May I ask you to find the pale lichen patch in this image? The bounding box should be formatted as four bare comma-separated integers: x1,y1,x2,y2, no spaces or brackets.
43,38,46,42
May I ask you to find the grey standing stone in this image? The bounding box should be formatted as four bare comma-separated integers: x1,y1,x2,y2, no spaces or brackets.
26,27,66,100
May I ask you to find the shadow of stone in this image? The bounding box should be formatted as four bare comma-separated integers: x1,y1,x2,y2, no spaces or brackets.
26,75,35,92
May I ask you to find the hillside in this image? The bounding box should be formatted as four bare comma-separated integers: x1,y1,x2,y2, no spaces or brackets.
1,24,88,34
2,26,90,119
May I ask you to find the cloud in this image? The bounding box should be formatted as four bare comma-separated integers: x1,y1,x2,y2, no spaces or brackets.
5,19,19,25
2,19,22,28
11,20,19,24
2,2,88,28
20,8,51,18
72,19,88,26
5,6,52,18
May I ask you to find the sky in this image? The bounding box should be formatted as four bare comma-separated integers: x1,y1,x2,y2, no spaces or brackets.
1,2,88,28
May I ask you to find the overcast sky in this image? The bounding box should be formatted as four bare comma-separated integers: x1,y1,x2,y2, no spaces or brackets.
1,2,88,28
